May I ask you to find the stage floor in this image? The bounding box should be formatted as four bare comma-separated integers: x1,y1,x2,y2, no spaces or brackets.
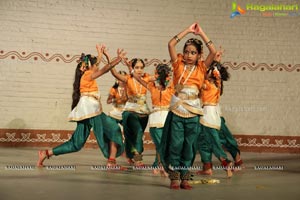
0,147,299,200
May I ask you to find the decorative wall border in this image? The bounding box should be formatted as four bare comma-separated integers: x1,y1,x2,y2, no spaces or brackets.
222,62,300,72
0,50,79,63
0,129,299,153
1,50,299,72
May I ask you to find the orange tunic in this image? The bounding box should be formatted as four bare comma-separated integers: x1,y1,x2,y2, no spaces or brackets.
200,69,222,129
125,74,151,97
201,69,222,105
69,70,101,121
123,74,151,114
80,70,98,93
147,82,174,107
172,54,207,89
169,54,206,118
109,87,127,105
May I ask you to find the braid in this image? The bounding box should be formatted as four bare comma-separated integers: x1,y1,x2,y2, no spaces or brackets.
155,64,171,89
71,62,84,110
208,61,230,95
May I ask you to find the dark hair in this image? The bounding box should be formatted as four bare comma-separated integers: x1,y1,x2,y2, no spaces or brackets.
112,71,127,89
183,38,203,54
207,61,230,95
131,58,145,69
155,64,171,89
78,53,98,69
71,62,84,110
86,54,98,66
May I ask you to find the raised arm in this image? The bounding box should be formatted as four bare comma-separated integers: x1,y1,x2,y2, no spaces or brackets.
105,48,126,83
124,58,133,72
96,44,105,66
111,68,127,82
110,57,132,83
168,23,198,62
92,47,127,80
194,23,216,67
214,46,224,62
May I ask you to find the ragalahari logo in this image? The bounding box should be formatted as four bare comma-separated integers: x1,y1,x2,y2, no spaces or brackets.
230,2,246,18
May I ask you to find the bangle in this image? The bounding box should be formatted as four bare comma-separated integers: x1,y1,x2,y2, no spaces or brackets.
205,40,212,47
174,35,180,43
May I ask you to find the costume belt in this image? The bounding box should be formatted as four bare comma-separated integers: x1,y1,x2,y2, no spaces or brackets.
175,92,198,100
127,96,146,105
81,92,100,100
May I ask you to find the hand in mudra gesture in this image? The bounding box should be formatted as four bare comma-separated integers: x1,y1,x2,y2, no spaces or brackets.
193,23,204,35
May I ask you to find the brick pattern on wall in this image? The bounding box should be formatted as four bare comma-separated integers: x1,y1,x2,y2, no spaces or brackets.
1,0,300,153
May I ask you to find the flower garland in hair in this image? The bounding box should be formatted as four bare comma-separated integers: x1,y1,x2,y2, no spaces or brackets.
76,53,89,69
82,53,89,65
209,61,230,81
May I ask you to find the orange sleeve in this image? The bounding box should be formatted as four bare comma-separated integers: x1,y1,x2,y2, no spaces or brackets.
147,81,156,93
109,87,116,97
80,70,98,93
202,80,211,90
172,54,183,69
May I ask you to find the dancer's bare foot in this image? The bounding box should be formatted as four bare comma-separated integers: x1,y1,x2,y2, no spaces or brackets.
196,163,213,175
37,150,50,167
153,168,160,175
196,168,213,175
180,180,192,190
106,158,117,168
160,168,169,177
134,160,145,168
106,158,127,171
133,153,145,167
170,180,180,190
127,158,134,165
234,159,244,170
226,162,233,178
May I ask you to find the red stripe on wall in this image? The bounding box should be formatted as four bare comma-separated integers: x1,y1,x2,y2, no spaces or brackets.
0,128,299,153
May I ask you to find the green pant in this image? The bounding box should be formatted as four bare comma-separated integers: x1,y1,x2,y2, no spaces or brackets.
160,112,200,178
122,111,148,159
198,125,230,164
219,117,240,160
53,113,124,158
108,116,123,125
149,127,163,167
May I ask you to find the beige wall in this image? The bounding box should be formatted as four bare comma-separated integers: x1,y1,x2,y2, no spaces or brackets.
0,0,299,137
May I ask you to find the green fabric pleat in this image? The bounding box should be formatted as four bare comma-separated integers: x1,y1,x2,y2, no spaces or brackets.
93,113,124,158
122,111,148,159
198,124,230,163
159,112,200,176
149,127,163,167
53,119,91,155
219,117,240,159
53,113,124,158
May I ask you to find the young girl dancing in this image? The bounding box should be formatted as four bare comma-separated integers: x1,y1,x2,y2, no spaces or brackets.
215,49,243,169
197,54,234,177
130,63,173,176
110,58,151,167
37,45,127,168
107,70,128,123
160,22,216,190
